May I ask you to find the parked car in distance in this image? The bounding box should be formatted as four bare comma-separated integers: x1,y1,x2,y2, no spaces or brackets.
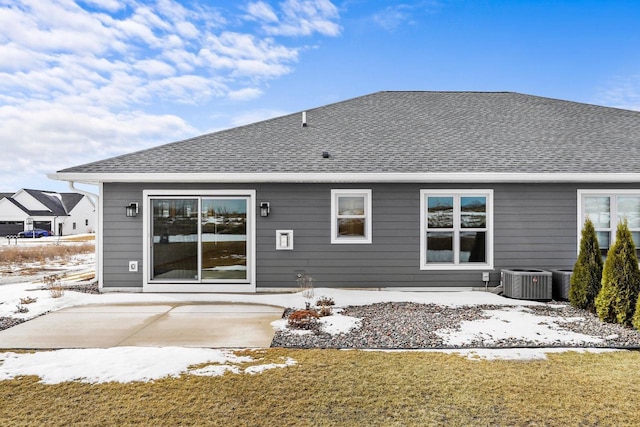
18,229,51,238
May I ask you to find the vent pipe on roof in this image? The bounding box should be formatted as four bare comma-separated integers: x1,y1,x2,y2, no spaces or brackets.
301,111,307,127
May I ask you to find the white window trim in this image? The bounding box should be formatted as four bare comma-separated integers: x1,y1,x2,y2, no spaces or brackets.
331,189,372,244
577,189,640,254
420,189,494,271
142,189,256,293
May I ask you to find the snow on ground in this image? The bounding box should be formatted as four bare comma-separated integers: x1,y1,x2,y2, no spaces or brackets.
316,313,362,335
271,312,362,336
0,248,627,382
243,357,297,375
0,281,545,321
436,306,603,346
452,347,618,361
0,347,297,384
0,278,96,320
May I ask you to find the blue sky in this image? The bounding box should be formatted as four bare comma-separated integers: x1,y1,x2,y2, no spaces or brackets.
1,0,640,193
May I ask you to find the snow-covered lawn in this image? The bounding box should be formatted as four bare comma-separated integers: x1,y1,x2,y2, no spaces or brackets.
0,347,297,384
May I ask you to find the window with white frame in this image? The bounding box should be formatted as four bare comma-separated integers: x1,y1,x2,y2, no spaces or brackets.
579,190,640,258
331,189,372,244
420,190,493,269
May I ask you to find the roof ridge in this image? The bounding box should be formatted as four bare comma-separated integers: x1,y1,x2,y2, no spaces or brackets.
378,90,516,94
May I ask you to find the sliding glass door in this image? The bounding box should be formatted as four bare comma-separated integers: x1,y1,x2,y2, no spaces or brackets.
201,197,247,281
150,195,250,284
151,198,198,280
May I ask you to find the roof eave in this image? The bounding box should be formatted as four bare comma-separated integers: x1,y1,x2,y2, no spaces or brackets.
48,172,640,184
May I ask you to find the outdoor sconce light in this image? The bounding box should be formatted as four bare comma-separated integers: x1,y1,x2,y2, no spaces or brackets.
260,202,270,217
125,202,139,217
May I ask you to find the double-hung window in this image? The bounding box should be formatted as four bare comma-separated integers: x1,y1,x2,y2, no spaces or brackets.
578,190,640,258
331,189,372,244
420,190,493,269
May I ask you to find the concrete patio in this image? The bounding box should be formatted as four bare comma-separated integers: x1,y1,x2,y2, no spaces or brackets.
0,303,284,349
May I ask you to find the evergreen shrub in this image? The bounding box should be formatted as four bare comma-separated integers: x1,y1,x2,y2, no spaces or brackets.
595,219,640,326
633,291,640,330
569,218,602,312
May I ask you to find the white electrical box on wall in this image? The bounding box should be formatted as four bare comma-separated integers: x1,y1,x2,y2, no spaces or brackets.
129,261,138,272
276,230,294,250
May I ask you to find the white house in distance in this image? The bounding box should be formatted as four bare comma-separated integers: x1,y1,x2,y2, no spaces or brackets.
0,189,95,236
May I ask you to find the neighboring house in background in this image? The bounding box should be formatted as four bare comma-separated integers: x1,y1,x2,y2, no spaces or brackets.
50,91,640,293
0,189,95,236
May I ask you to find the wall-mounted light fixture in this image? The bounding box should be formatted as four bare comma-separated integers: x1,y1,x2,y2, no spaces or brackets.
125,202,139,217
260,201,270,217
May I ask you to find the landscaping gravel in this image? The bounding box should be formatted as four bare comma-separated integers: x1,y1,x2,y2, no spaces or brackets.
0,317,25,331
63,282,100,294
271,302,640,349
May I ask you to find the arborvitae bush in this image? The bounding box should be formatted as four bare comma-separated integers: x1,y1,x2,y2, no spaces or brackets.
595,219,640,326
569,218,602,312
633,289,640,330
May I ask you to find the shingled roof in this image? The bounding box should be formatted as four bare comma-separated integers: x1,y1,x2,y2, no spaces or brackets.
53,91,640,183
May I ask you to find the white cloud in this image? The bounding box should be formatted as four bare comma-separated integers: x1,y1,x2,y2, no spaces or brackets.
1,1,119,55
208,32,299,63
79,0,124,13
115,13,163,47
198,32,298,78
0,101,196,181
0,44,48,71
175,20,199,39
596,75,640,111
146,75,227,104
246,1,279,23
371,1,442,31
135,58,176,77
228,87,264,101
0,0,343,190
260,0,341,36
372,6,411,31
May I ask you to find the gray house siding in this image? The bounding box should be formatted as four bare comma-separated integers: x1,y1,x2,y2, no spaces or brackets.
100,182,639,291
102,183,144,288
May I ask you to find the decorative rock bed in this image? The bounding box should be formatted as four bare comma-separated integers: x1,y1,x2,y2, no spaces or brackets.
271,302,640,349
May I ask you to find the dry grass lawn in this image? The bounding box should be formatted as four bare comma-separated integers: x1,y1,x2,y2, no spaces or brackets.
1,349,639,426
0,243,94,266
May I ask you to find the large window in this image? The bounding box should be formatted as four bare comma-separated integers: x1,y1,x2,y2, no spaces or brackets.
579,190,640,258
144,190,255,292
420,190,493,270
331,189,372,244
